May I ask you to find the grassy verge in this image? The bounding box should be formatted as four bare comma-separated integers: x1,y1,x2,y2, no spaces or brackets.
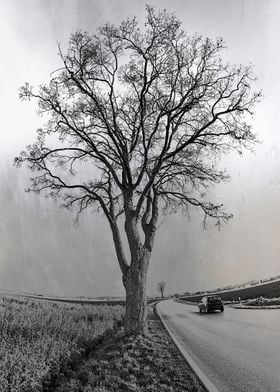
234,297,280,309
243,297,280,306
55,307,206,392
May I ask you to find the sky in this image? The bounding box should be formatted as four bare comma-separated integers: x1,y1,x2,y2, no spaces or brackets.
0,0,280,297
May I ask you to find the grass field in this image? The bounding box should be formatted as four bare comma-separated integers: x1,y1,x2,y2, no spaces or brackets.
0,294,205,392
0,294,124,392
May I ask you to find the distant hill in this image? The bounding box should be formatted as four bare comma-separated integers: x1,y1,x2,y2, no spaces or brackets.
179,276,280,303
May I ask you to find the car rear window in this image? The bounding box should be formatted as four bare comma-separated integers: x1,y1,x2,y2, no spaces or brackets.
208,297,221,303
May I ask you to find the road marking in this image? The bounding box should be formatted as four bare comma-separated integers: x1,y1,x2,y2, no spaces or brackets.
156,301,220,392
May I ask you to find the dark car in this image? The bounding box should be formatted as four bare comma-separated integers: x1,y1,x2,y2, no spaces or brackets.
198,296,224,313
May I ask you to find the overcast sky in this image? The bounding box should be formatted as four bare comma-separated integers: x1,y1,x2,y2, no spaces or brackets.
1,0,280,297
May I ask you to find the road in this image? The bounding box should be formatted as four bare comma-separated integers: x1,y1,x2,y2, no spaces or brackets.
157,299,280,392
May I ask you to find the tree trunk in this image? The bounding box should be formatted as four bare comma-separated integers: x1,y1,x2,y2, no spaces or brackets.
123,250,150,335
117,190,157,335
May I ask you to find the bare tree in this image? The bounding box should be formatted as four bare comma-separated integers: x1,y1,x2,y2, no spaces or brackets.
158,281,166,299
15,7,260,335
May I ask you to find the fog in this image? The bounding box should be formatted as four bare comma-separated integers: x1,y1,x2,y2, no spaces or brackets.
0,0,280,297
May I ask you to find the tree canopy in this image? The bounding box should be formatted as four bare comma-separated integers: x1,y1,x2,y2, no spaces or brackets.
16,6,260,333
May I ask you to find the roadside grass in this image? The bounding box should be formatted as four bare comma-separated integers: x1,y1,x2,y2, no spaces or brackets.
55,308,206,392
0,295,124,392
243,297,280,306
1,295,206,392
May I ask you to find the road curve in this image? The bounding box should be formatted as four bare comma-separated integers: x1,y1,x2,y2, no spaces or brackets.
157,299,280,392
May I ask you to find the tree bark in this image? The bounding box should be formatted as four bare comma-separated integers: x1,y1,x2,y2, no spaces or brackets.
117,191,157,335
123,249,150,335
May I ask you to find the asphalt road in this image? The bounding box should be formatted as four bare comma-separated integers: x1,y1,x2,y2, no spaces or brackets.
157,299,280,392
